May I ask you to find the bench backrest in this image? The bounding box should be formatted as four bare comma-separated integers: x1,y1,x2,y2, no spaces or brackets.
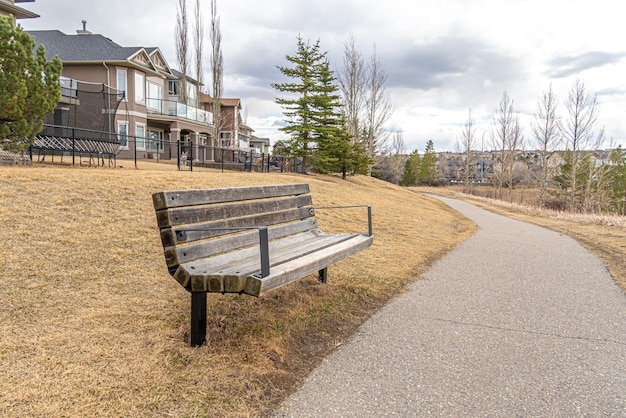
153,183,317,279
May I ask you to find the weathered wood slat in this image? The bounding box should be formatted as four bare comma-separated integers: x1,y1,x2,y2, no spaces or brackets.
184,234,355,293
153,183,310,210
171,230,324,290
244,234,374,296
175,231,332,291
155,195,313,228
218,233,356,277
166,219,319,267
160,206,314,249
220,233,359,293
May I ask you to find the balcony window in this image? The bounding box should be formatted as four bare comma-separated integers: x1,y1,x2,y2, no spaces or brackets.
148,129,164,152
168,80,178,96
135,71,145,103
136,125,145,150
147,81,163,111
117,122,128,149
116,69,127,100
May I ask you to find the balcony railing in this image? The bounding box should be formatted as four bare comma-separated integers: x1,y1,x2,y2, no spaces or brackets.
146,97,213,125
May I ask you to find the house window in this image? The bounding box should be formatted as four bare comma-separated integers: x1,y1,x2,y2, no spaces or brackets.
136,124,145,150
147,81,163,111
220,132,232,148
135,71,145,103
116,69,127,100
168,80,178,95
59,76,78,98
147,129,164,152
187,83,196,104
117,122,128,148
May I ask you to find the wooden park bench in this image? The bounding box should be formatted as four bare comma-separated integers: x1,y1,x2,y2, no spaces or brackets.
153,183,374,346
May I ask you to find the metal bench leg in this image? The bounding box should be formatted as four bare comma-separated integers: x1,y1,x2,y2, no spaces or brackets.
319,268,328,284
190,292,207,347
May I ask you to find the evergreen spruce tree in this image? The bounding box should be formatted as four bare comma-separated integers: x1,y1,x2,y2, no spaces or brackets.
311,57,343,173
0,16,62,151
272,37,326,173
400,150,420,186
418,140,439,185
273,36,370,176
314,58,370,178
609,147,626,215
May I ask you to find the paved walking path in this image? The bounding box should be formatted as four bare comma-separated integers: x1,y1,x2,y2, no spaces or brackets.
275,196,626,417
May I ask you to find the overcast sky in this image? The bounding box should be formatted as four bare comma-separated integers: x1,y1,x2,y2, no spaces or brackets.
21,0,626,152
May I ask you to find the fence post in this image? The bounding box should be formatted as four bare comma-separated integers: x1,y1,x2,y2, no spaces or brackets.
71,128,76,166
177,139,181,170
189,140,193,172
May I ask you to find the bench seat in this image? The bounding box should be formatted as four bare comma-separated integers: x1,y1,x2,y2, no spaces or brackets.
178,229,373,296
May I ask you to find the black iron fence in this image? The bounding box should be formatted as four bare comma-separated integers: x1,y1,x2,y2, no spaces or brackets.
30,124,119,167
28,124,279,172
118,135,275,172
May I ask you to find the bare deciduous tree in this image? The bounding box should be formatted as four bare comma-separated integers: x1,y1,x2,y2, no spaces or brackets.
531,85,561,208
375,127,406,184
562,78,604,210
365,45,392,173
491,91,523,202
460,108,477,191
338,34,367,143
175,0,189,104
192,0,204,109
210,0,224,147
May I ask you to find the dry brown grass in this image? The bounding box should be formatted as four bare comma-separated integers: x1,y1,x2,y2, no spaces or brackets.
0,161,475,417
414,186,626,292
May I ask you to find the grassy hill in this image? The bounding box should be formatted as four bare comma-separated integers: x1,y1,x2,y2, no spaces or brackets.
0,162,475,417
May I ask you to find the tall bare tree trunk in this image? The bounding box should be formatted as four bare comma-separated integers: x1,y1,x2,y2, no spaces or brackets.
491,91,523,202
338,34,367,143
563,78,604,211
193,0,204,110
175,0,189,105
365,45,392,175
531,85,561,208
210,0,223,149
460,108,477,193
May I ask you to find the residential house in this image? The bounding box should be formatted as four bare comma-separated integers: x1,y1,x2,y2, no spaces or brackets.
29,26,214,161
250,136,270,155
198,93,254,151
0,0,38,24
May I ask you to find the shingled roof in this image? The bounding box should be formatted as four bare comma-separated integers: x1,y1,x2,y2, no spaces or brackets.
28,30,173,78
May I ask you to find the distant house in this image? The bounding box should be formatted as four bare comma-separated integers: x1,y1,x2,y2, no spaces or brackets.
198,94,254,152
250,136,270,155
0,0,38,25
28,25,260,163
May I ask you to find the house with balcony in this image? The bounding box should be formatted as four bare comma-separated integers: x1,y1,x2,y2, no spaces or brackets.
29,26,215,161
197,94,255,152
0,0,38,24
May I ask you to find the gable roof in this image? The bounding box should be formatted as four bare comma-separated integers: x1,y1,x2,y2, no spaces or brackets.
0,0,39,19
28,30,174,78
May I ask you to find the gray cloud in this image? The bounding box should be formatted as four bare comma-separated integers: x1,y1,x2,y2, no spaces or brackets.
546,51,626,78
383,36,524,92
18,0,626,150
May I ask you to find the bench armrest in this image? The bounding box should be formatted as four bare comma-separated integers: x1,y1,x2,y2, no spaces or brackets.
311,205,372,237
174,226,270,278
